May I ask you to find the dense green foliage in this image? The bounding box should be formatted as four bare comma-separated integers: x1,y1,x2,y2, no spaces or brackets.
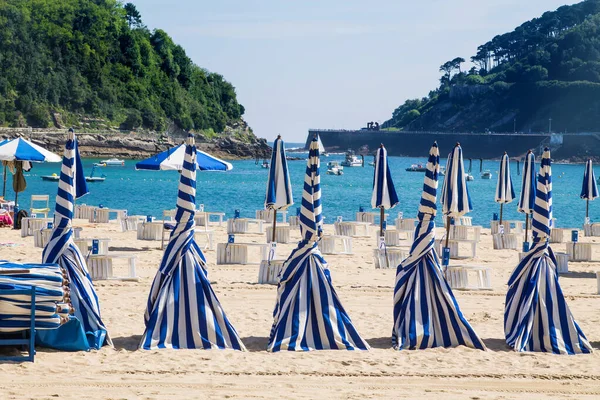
384,0,600,133
0,0,244,131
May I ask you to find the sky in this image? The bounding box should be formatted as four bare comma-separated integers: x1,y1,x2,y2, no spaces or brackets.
130,0,579,143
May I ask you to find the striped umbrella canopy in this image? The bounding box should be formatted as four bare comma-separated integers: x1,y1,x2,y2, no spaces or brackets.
371,144,398,237
140,133,245,350
265,135,293,243
0,137,61,163
392,142,485,350
441,143,472,252
267,137,369,352
580,159,598,221
42,129,111,350
517,150,536,244
495,152,515,225
504,148,592,354
135,144,233,171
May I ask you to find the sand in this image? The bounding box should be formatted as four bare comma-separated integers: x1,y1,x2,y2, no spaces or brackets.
1,219,600,399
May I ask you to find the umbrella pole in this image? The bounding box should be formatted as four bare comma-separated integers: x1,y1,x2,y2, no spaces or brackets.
525,213,529,244
586,199,589,220
271,209,277,243
499,203,504,226
444,216,451,248
2,164,5,198
379,207,384,237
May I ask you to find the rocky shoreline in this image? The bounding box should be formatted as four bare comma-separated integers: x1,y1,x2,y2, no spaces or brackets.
0,125,271,160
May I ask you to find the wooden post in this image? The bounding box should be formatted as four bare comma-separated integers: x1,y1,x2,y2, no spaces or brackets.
271,209,277,243
586,199,590,219
499,203,504,226
445,216,451,248
524,213,529,244
379,207,385,237
2,164,5,198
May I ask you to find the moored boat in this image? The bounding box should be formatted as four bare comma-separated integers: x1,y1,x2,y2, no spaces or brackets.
340,150,362,167
481,170,492,179
99,158,125,166
326,161,344,175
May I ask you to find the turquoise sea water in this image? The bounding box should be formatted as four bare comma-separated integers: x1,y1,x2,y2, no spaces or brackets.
2,153,594,228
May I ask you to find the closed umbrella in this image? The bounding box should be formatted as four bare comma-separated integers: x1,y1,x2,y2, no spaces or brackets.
140,134,245,350
265,135,293,244
440,143,472,265
495,152,515,226
518,150,536,248
580,159,598,223
392,142,485,350
267,136,369,351
504,148,592,354
135,144,233,171
41,128,111,350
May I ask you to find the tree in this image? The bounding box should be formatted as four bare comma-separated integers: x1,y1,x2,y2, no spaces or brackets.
452,57,466,73
124,3,142,28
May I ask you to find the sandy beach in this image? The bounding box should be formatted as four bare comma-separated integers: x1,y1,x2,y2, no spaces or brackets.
1,220,600,399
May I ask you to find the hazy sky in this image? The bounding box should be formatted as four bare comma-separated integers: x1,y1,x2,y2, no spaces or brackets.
130,0,578,142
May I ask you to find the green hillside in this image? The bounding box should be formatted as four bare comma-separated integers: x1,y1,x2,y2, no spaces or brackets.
383,0,600,133
0,0,244,133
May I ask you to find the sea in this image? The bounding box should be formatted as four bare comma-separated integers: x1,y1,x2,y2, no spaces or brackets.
2,144,593,229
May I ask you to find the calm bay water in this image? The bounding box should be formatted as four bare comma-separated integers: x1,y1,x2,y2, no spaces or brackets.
3,153,593,228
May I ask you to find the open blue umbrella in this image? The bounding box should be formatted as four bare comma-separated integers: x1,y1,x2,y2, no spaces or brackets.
41,129,110,350
135,144,233,171
580,159,598,223
392,142,485,350
504,148,592,354
495,152,515,226
440,143,472,265
267,136,369,351
265,135,293,243
371,144,398,237
140,134,245,350
518,150,536,248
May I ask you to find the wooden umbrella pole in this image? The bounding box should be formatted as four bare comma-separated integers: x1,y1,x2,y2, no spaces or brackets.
586,199,589,220
2,164,6,198
379,207,384,237
445,216,451,248
499,203,504,226
271,209,277,243
525,213,529,244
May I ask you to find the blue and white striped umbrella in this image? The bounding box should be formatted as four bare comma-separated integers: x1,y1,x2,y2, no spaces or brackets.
371,144,399,210
518,150,536,245
504,148,592,354
42,129,110,349
267,137,369,351
392,143,485,350
265,135,293,210
140,134,245,351
495,152,515,225
580,159,598,221
135,144,233,171
441,144,472,218
0,137,61,163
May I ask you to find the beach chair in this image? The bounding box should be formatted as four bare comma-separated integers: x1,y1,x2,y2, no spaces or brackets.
30,195,50,218
445,265,492,290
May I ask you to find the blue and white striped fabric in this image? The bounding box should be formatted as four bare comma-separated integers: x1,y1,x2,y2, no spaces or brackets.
505,148,592,354
0,137,61,162
580,159,598,201
267,137,369,352
495,152,515,204
441,144,472,218
517,151,536,214
392,143,485,351
42,129,110,349
371,144,398,209
140,134,245,351
265,135,293,210
135,144,233,171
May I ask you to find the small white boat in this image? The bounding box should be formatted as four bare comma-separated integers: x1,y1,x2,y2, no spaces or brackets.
439,167,446,176
41,173,60,182
261,160,269,169
340,150,363,167
406,163,427,172
481,170,492,179
99,158,125,166
465,173,474,181
326,161,344,175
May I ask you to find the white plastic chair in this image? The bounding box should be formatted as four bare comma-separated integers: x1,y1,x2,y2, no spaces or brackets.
30,195,50,218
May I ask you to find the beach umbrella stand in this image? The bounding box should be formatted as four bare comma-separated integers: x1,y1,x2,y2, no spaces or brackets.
495,152,515,243
518,150,536,251
580,159,598,226
371,144,399,269
264,135,293,260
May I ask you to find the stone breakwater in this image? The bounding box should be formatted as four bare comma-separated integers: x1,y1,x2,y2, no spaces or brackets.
0,127,271,160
